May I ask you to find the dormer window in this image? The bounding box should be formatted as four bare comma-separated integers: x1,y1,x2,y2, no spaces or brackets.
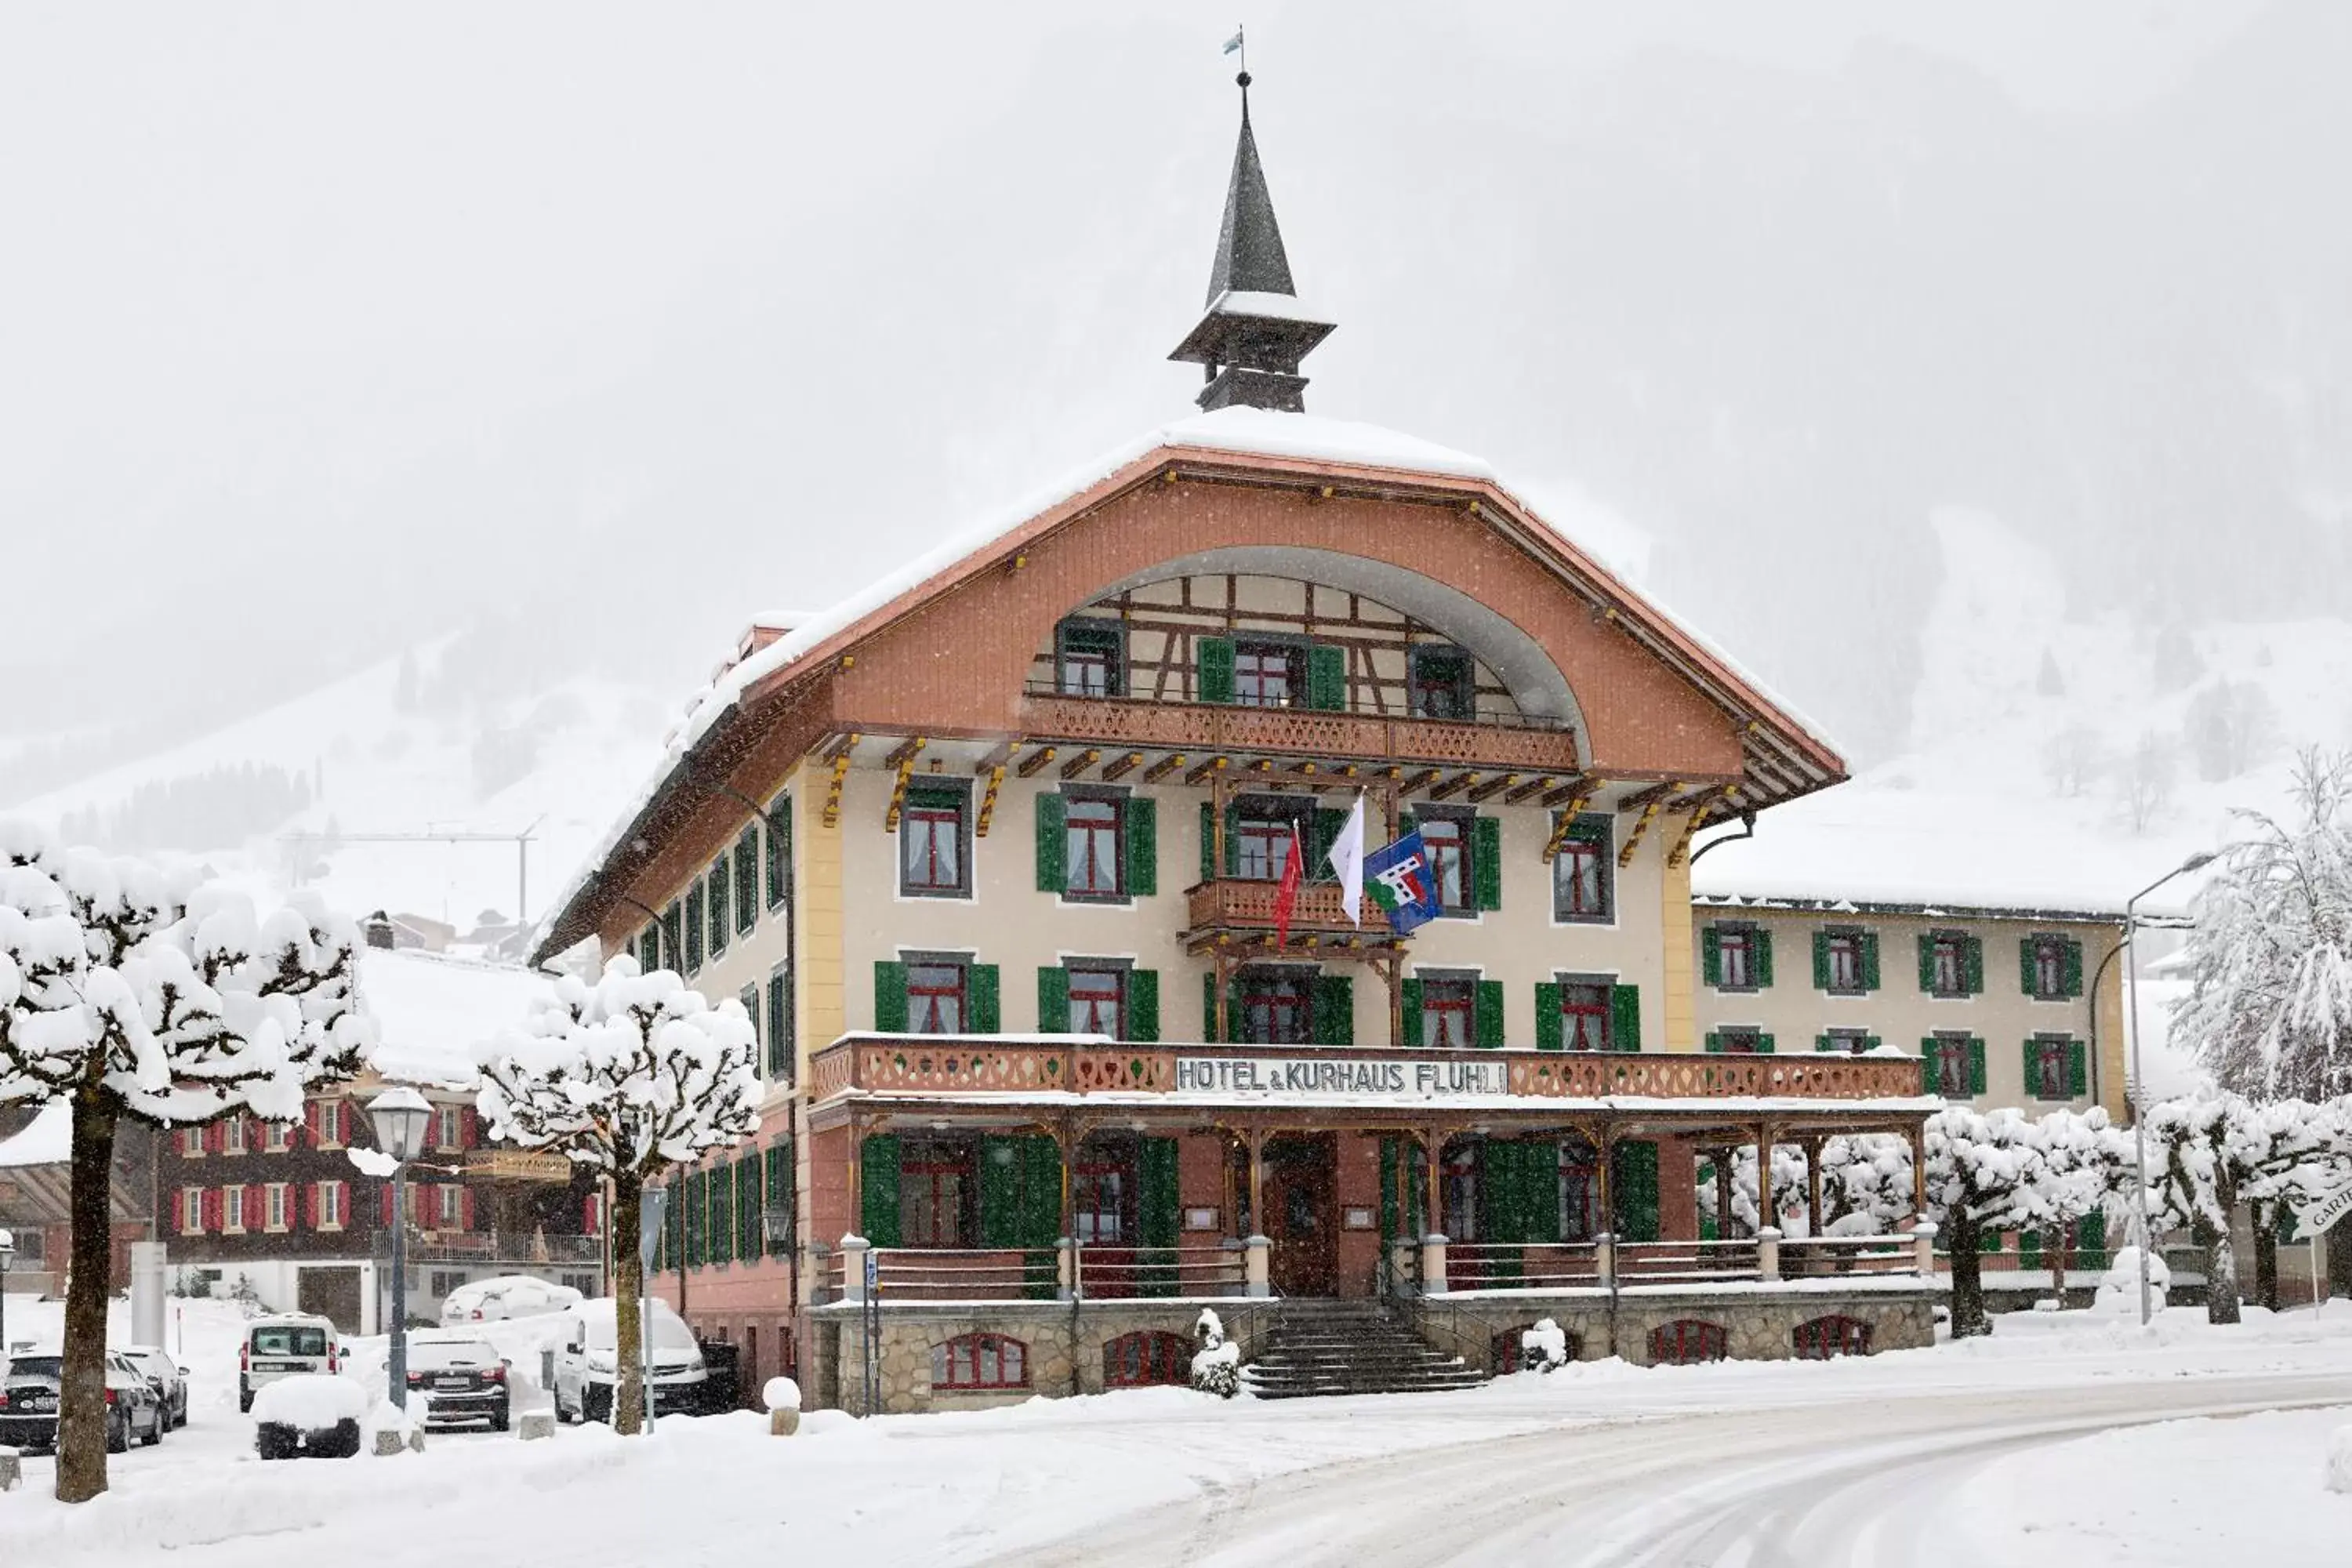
1056,619,1123,697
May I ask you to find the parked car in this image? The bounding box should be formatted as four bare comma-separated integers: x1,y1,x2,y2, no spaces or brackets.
551,1298,707,1424
238,1314,341,1414
0,1351,166,1452
404,1333,510,1431
250,1373,366,1460
121,1345,189,1429
440,1275,584,1327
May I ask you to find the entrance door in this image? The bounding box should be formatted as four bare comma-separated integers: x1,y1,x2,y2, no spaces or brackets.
1263,1135,1336,1297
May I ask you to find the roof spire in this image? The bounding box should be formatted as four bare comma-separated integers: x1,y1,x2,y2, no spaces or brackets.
1167,53,1334,414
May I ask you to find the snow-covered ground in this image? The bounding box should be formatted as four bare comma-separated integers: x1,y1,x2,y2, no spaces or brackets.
8,1294,2352,1565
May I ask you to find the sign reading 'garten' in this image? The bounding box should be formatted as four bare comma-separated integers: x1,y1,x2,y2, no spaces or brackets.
1174,1055,1509,1098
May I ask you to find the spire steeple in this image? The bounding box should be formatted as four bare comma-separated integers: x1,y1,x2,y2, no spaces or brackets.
1169,69,1334,414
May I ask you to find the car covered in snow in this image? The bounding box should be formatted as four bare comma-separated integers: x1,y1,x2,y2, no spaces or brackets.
439,1274,584,1327
403,1333,512,1430
238,1313,343,1413
250,1373,368,1459
121,1345,189,1429
0,1350,167,1453
551,1297,707,1424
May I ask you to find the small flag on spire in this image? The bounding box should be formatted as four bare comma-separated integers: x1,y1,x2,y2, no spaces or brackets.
1223,28,1244,56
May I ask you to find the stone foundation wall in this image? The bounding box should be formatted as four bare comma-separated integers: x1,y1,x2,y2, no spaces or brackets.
812,1299,1279,1415
1411,1288,1938,1371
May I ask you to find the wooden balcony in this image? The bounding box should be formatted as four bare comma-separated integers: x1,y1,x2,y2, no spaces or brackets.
1183,877,1399,953
1018,693,1581,773
808,1035,1935,1116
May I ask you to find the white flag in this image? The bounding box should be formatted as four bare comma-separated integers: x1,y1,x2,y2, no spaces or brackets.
1327,791,1367,925
1222,30,1244,56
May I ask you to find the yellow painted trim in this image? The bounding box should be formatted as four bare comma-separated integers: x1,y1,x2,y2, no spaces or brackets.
797,769,847,1081
2096,928,2129,1122
1659,816,1696,1051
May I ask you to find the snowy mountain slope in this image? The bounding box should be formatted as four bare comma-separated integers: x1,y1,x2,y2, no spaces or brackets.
7,643,670,934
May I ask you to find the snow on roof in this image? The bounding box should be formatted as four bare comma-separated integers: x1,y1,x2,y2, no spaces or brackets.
0,1101,71,1168
1203,288,1338,326
358,948,548,1091
1691,779,2208,920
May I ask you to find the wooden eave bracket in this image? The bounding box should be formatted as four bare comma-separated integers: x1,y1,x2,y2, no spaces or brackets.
975,764,1007,838
881,737,928,832
1617,780,1679,868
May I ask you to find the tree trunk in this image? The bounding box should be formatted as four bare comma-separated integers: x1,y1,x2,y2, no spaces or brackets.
2049,1234,2067,1306
2329,1213,2352,1303
612,1172,646,1436
1947,1213,1989,1338
55,1092,118,1503
2252,1201,2279,1312
2196,1213,2241,1326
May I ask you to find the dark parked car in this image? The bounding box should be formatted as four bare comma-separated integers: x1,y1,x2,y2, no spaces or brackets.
122,1346,189,1430
0,1352,165,1452
404,1334,510,1431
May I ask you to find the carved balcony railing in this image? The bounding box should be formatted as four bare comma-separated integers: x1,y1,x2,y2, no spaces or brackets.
1018,694,1581,773
809,1036,1935,1109
1184,877,1399,942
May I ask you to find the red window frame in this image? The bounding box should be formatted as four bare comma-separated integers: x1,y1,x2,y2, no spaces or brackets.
1650,1319,1728,1366
1419,978,1475,1048
1717,927,1755,989
1560,982,1611,1051
2032,1036,2071,1100
1555,836,1607,919
1240,971,1311,1045
906,964,966,1035
1718,1029,1765,1054
1065,965,1125,1036
1931,935,1967,996
1102,1330,1189,1388
1057,622,1121,697
898,1138,973,1247
1233,814,1295,882
1442,1145,1480,1245
1408,648,1471,720
1559,1140,1603,1241
1064,797,1123,898
901,799,967,895
1933,1034,1973,1098
1419,814,1471,913
1792,1315,1873,1359
1072,1154,1131,1246
1232,641,1295,708
1826,932,1864,992
2031,938,2067,1000
933,1331,1028,1391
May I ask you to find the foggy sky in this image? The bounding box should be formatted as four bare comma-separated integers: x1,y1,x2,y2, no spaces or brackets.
0,2,2306,760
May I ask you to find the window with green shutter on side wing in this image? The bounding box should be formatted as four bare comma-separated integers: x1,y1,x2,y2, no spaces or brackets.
1034,792,1066,894
1125,797,1157,896
1305,644,1347,711
1127,969,1159,1042
1610,985,1641,1051
1196,637,1236,704
1472,817,1502,910
1533,982,1561,1051
1475,980,1505,1047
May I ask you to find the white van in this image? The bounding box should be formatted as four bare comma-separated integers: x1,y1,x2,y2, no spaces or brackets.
550,1297,706,1424
238,1314,342,1414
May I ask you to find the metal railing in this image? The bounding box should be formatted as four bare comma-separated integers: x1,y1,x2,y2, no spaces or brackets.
371,1229,604,1266
1443,1242,1603,1291
825,1243,1250,1303
1614,1239,1762,1284
1779,1235,1917,1277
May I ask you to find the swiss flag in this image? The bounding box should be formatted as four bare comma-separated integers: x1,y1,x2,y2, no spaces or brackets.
1272,822,1305,947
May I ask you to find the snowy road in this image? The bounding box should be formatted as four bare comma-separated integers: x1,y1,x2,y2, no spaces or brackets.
986,1373,2352,1567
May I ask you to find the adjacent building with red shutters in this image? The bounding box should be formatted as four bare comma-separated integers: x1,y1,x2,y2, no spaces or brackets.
154,945,599,1331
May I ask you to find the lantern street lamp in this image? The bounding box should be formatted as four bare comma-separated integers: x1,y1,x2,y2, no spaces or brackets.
2125,848,2217,1327
366,1087,434,1409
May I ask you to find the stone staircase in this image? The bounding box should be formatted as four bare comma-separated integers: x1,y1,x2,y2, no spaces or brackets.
1241,1298,1486,1399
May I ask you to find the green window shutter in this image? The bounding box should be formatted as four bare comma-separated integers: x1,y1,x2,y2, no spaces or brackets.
1035,791,1068,894
1524,1141,1562,1243
1815,1033,1832,1052
2078,1210,2108,1270
1196,636,1236,704
1203,971,1218,1042
1861,931,1881,991
684,883,705,972
735,828,758,933
1968,1036,1987,1096
1865,1034,1882,1051
2020,1228,2043,1269
1380,1138,1400,1240
764,797,791,907
1472,817,1503,910
978,1135,1021,1247
1611,984,1642,1051
1917,934,1936,993
1612,1141,1660,1243
1199,800,1214,883
1305,644,1347,712
1400,978,1425,1038
1753,927,1774,987
1702,927,1722,986
2020,937,2038,996
1140,1136,1180,1295
1475,979,1505,1048
716,1164,736,1263
1312,975,1354,1044
873,961,909,1033
1022,1135,1062,1249
969,964,1000,1033
2022,1038,2041,1097
2063,938,2085,998
1813,931,1831,990
1757,1033,1776,1054
1963,935,1984,995
707,858,729,958
1534,982,1562,1051
2067,1039,2089,1098
1127,969,1159,1042
860,1134,902,1247
666,1186,684,1273
1125,797,1156,896
1705,1031,1724,1054
1036,966,1069,1033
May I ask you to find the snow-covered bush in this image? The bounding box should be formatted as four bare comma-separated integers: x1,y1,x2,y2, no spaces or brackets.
473,955,757,1437
1519,1318,1569,1373
0,825,369,1501
2092,1246,2172,1316
1191,1308,1240,1399
2326,1425,2352,1495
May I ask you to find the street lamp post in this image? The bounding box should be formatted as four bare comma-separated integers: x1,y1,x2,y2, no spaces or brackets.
0,1227,15,1354
366,1087,434,1410
2125,850,2217,1327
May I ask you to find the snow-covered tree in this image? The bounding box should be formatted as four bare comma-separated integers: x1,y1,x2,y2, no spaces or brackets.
1818,1134,1916,1235
2140,1091,2348,1323
1697,1143,1806,1236
473,955,757,1436
0,824,367,1502
2172,749,2352,1102
1925,1107,2050,1337
2031,1108,2134,1299
2122,731,2178,834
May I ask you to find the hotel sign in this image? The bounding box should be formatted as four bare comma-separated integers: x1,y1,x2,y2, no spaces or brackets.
1174,1055,1509,1098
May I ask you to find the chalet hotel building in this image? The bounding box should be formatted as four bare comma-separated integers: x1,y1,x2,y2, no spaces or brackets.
536,79,2126,1412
